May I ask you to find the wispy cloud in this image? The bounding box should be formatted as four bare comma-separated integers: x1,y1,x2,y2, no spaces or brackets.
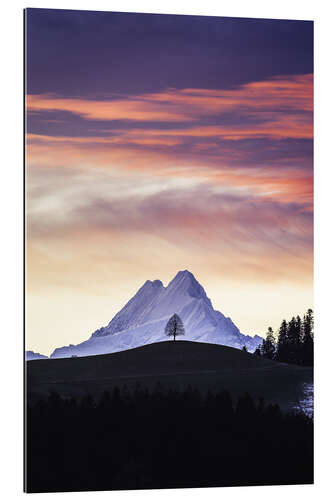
26,94,192,122
27,165,312,258
27,73,312,121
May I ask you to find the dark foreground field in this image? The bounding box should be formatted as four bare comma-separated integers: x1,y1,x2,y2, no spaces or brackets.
26,341,313,492
27,340,312,411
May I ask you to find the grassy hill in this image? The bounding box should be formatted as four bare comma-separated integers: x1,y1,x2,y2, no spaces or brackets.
26,340,312,411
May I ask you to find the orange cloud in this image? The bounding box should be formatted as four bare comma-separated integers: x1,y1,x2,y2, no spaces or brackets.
26,74,313,131
26,133,182,147
142,73,313,113
26,94,192,122
117,116,312,140
208,169,313,205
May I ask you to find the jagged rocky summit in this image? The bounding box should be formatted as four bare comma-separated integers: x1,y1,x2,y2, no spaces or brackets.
51,270,262,359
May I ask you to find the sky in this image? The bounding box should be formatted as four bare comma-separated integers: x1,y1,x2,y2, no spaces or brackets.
25,9,313,356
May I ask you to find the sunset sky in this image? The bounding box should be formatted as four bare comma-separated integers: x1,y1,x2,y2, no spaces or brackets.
25,9,313,356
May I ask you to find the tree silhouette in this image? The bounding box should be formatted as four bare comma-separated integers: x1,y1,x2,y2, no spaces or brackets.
294,315,303,363
261,327,276,359
286,316,303,364
276,319,288,362
302,309,314,365
165,313,185,341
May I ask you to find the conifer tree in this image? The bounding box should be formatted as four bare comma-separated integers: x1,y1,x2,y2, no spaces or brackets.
294,315,303,363
286,317,298,363
262,327,276,359
276,319,288,362
302,308,314,365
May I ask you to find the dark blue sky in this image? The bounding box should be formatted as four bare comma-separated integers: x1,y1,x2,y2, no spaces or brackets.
26,8,313,96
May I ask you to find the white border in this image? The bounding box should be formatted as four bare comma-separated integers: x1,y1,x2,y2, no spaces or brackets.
1,1,332,499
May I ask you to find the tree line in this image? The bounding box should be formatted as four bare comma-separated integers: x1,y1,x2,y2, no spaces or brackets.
253,308,313,366
26,384,313,493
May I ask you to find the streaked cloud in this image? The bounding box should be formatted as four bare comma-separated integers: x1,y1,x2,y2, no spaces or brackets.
27,94,192,122
27,74,312,126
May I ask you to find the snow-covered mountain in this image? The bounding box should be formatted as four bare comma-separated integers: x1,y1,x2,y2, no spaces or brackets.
51,270,262,358
26,350,48,361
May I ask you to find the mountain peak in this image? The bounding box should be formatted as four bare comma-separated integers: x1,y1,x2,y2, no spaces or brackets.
151,279,163,287
167,270,207,299
175,269,194,278
141,279,164,290
171,270,196,282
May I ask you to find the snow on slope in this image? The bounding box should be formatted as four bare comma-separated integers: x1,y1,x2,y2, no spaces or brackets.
51,270,262,358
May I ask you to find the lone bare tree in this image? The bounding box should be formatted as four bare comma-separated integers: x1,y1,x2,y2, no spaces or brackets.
165,313,185,341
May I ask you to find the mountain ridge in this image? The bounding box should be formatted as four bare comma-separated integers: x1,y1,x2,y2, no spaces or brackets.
26,350,48,361
50,270,262,359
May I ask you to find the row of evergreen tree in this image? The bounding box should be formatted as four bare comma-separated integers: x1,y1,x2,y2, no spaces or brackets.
253,309,313,366
26,385,313,492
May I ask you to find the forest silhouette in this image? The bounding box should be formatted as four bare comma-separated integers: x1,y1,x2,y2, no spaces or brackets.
255,309,314,366
26,384,313,492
